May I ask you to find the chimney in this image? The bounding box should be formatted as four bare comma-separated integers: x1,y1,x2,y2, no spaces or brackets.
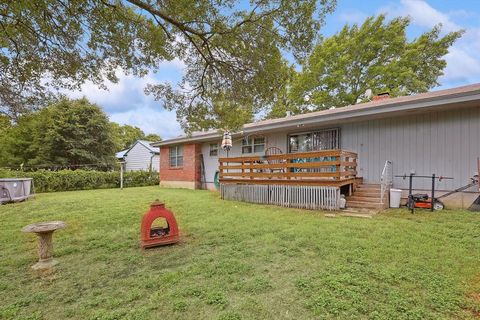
372,92,390,102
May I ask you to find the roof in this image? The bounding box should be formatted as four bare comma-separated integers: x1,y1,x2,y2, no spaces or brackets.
153,83,480,147
116,140,160,159
136,140,160,154
115,149,128,159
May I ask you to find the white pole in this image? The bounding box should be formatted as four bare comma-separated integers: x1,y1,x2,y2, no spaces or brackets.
120,162,124,190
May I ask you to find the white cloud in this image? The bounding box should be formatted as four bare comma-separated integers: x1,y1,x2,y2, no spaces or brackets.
338,11,368,25
110,107,183,139
398,0,460,32
64,59,185,138
442,47,480,82
67,72,154,112
440,27,480,84
379,0,480,87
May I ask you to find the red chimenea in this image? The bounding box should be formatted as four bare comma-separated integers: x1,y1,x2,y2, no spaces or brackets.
140,200,179,248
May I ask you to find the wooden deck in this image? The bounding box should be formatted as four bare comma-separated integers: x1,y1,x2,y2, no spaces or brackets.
219,149,358,188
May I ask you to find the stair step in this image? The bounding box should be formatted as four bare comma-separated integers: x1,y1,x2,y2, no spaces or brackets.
351,192,382,198
346,196,383,202
346,200,384,209
356,185,381,191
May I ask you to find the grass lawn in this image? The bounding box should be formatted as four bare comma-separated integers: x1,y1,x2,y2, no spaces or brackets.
1,186,479,319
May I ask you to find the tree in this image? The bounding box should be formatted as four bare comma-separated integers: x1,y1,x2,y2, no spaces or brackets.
0,115,10,134
288,15,463,112
144,133,161,142
1,0,336,130
110,123,162,150
0,115,12,166
111,123,145,150
2,98,116,166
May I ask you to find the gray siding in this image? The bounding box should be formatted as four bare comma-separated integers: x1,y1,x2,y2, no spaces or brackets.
125,143,159,172
200,106,480,191
341,106,480,190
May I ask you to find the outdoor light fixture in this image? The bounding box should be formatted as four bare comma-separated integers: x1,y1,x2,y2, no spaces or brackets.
221,131,232,157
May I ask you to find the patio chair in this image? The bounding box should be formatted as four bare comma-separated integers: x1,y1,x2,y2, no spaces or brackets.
264,147,285,175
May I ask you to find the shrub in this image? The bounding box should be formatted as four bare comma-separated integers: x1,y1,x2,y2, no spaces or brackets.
0,169,159,193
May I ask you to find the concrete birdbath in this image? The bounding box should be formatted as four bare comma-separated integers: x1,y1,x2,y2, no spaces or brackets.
22,221,66,270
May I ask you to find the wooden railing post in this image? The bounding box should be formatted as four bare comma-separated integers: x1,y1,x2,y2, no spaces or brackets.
345,156,350,179
335,155,341,180
219,160,223,179
248,161,254,180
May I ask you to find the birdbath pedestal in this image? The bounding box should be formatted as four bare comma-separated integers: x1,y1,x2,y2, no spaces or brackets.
22,221,66,270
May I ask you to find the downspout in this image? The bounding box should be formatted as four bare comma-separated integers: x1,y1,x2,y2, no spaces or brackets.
149,153,155,172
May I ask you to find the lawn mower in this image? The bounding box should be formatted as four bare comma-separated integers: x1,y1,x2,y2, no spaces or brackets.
395,173,479,213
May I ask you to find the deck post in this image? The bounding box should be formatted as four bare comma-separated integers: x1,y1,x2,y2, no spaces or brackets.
335,155,341,180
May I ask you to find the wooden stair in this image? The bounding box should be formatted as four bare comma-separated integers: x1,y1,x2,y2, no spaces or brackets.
344,183,388,214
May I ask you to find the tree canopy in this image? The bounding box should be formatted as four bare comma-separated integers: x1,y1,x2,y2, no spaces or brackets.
285,15,463,113
1,0,336,130
110,123,162,150
1,98,117,167
144,133,161,142
0,97,161,167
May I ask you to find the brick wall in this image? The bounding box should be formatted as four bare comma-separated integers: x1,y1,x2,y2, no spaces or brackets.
159,143,202,189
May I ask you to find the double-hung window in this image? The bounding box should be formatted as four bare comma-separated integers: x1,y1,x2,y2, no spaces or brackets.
209,143,219,156
169,145,183,167
242,136,265,154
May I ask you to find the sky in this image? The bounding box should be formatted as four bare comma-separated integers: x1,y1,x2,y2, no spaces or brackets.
66,0,480,140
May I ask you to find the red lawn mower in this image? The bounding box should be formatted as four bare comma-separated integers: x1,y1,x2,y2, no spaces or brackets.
396,173,479,213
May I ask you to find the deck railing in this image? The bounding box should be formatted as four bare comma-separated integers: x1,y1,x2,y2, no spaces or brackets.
380,160,393,204
219,149,357,186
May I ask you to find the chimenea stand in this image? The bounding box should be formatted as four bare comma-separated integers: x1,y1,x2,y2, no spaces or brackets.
140,200,179,248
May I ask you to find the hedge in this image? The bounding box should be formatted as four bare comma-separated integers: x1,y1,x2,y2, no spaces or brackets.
0,169,159,193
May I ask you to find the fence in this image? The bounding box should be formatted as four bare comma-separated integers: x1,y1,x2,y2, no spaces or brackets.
220,184,340,211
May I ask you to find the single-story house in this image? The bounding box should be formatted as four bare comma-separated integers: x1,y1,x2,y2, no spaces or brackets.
116,140,160,172
153,83,480,210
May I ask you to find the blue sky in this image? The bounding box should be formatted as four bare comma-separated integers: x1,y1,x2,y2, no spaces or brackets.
67,0,480,139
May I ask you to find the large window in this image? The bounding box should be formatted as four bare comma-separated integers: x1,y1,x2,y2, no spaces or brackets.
209,143,219,156
169,145,183,167
289,128,340,153
242,136,265,154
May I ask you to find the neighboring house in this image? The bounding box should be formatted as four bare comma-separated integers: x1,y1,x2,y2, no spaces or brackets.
153,83,480,209
116,140,160,172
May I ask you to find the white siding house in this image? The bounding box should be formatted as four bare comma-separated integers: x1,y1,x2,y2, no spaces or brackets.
116,140,160,172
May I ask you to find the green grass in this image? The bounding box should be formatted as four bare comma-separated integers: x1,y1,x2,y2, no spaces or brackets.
1,186,479,320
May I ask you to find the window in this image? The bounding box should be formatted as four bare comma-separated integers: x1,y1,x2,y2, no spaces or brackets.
209,143,219,156
242,136,265,154
289,128,340,153
169,145,183,167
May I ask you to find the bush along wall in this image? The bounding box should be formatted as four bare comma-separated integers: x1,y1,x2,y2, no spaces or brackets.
0,169,159,193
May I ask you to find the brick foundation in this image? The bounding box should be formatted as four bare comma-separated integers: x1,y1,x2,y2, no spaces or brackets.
159,143,202,189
